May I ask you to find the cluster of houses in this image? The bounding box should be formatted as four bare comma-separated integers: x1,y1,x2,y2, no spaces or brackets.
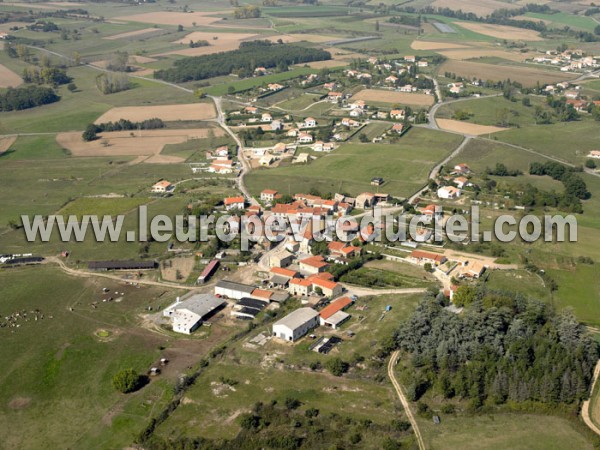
531,49,598,72
435,163,473,200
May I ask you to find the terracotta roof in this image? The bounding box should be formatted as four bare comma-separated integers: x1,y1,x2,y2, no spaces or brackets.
290,278,312,287
320,296,353,320
410,250,446,263
271,267,299,278
252,288,273,300
310,277,339,291
262,189,278,195
300,255,328,269
153,180,172,188
224,196,245,206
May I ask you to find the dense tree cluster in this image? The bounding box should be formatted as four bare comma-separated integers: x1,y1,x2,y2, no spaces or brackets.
388,15,421,27
22,66,71,86
154,41,331,82
95,72,130,94
485,163,522,177
530,161,590,200
395,292,598,407
233,5,261,19
0,85,59,111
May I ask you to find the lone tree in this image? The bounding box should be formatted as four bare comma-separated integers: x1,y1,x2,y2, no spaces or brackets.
112,369,142,393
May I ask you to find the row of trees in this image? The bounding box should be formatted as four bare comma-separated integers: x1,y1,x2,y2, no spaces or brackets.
0,85,59,111
395,291,598,407
154,41,331,82
82,118,165,141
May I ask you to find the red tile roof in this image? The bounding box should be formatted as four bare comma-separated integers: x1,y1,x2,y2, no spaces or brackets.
320,296,353,320
300,255,328,269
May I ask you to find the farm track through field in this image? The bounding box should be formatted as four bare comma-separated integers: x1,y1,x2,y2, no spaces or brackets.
388,350,426,450
582,359,600,436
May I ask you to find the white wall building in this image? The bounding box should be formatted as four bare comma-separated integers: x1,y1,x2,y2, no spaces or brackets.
272,307,320,342
163,294,225,334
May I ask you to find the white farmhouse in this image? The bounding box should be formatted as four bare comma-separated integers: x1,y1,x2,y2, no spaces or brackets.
272,307,320,342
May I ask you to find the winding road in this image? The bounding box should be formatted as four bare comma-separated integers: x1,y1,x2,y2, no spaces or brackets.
582,359,600,436
388,350,426,450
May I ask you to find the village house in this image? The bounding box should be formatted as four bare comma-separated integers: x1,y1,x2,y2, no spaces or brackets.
244,106,258,114
310,276,343,298
328,91,344,102
437,186,461,199
404,55,416,62
328,241,361,259
259,154,275,166
272,307,320,342
417,60,428,67
409,250,447,266
270,120,283,131
350,107,364,118
268,83,284,91
399,84,414,93
323,82,338,90
319,296,353,329
341,117,361,128
299,255,329,275
588,151,600,159
385,75,399,84
254,67,268,75
209,159,235,174
298,132,314,144
390,109,405,120
224,196,245,211
355,192,376,209
261,189,278,203
303,117,317,128
151,180,174,194
288,278,313,296
453,163,471,174
453,176,469,189
391,123,404,134
350,100,366,110
261,113,273,122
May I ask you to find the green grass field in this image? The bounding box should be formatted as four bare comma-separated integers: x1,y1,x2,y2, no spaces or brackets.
0,266,181,449
57,197,151,219
523,12,598,32
246,127,463,198
420,413,594,450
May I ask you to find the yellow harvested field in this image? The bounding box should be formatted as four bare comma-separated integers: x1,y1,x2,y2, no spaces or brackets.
411,40,470,50
440,60,575,87
95,103,216,124
115,11,228,28
353,89,434,106
56,128,224,162
324,47,365,61
305,59,349,69
438,48,531,62
0,136,17,155
103,28,162,40
159,31,257,56
129,55,157,64
436,119,508,136
456,22,543,41
0,64,23,88
432,0,517,16
513,15,553,25
285,33,338,43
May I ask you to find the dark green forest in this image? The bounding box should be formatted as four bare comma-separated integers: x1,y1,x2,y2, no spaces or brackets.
154,41,331,83
395,290,598,408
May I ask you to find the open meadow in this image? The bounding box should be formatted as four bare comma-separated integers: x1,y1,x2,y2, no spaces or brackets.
246,128,463,198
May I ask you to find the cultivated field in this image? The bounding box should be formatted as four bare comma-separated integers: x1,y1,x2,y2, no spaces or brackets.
455,22,544,41
438,48,532,62
431,0,519,15
56,128,224,162
0,136,17,155
436,118,508,135
94,103,216,123
439,60,575,86
103,28,163,40
411,40,469,50
305,59,350,69
159,31,257,57
0,63,23,88
114,11,230,28
353,89,435,106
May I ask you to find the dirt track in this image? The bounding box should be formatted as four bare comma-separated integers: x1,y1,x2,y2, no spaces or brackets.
388,351,426,450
